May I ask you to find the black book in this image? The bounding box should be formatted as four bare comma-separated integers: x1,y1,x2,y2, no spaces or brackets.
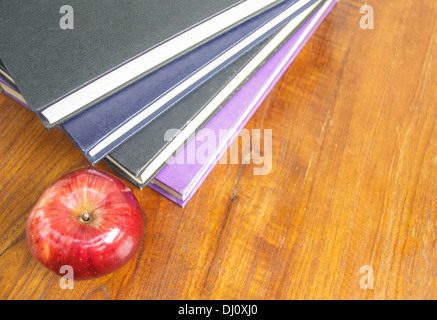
0,0,283,128
104,0,323,187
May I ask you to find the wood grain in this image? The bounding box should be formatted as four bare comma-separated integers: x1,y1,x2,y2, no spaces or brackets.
1,0,437,299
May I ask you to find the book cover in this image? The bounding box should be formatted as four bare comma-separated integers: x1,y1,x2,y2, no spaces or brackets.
104,0,325,188
148,0,337,206
0,0,282,128
61,0,317,165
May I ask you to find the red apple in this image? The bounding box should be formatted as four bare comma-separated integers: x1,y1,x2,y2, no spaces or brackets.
26,168,144,281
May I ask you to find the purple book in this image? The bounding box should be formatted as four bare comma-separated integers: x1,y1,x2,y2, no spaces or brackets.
148,0,336,207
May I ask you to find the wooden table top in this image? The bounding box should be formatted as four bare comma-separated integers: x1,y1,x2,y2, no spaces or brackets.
1,0,437,300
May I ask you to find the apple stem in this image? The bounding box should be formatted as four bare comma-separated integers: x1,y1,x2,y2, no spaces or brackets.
82,212,90,222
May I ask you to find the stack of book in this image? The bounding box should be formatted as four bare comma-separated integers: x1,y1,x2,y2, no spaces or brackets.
0,0,336,207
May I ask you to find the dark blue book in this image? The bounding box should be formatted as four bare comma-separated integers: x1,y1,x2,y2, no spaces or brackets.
61,0,316,164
